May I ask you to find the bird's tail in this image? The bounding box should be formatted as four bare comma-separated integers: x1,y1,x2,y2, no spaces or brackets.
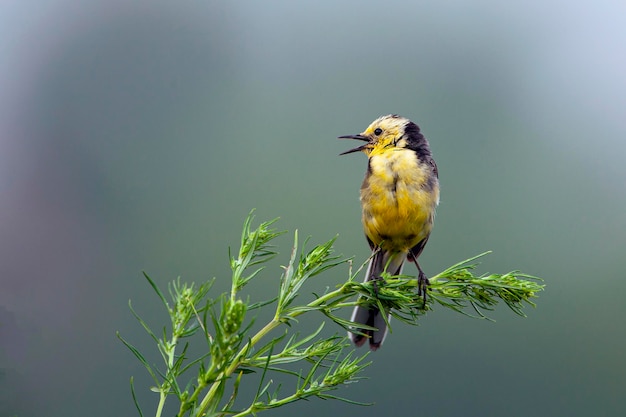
349,249,405,350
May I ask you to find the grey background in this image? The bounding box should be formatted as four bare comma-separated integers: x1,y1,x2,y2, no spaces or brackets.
1,1,625,416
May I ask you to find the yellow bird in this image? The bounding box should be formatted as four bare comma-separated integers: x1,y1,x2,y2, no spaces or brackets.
340,114,439,350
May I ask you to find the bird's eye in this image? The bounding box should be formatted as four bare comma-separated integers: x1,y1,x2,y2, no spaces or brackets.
374,128,383,136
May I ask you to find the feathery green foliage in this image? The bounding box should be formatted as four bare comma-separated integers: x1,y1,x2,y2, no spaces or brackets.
118,212,544,417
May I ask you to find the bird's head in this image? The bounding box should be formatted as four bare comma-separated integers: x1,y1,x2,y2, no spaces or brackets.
339,114,424,157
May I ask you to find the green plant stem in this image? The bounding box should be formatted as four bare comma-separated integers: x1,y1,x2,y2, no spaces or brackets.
307,287,347,309
228,388,311,417
231,406,254,417
156,392,167,417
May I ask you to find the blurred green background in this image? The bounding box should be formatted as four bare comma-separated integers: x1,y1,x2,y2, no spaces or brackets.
1,1,625,416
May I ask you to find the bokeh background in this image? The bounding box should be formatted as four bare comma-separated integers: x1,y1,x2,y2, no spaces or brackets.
2,1,625,416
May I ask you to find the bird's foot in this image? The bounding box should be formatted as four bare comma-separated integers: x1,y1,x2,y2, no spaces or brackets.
371,276,386,297
417,270,430,307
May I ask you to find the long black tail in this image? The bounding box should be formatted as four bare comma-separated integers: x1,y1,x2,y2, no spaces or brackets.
348,249,404,350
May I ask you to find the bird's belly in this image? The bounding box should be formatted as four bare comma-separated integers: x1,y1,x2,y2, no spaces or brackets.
360,151,438,251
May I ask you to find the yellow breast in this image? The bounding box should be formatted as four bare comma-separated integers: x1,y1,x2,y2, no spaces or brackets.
360,148,439,252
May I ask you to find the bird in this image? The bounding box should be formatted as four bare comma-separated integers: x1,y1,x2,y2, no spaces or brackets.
339,114,439,350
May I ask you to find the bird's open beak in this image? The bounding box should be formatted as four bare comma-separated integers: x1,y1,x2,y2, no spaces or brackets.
338,134,370,155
